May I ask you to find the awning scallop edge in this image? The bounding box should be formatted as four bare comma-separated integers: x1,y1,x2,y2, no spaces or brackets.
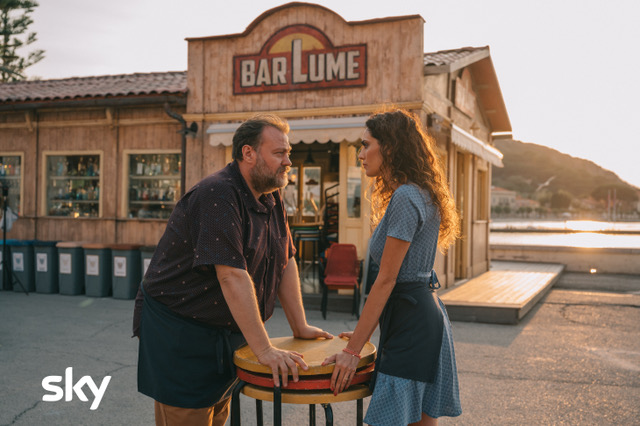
207,116,369,146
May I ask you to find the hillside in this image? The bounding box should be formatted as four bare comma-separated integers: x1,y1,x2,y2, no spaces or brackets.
492,139,639,200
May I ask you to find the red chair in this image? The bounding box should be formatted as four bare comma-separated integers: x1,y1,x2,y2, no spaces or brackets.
319,243,362,319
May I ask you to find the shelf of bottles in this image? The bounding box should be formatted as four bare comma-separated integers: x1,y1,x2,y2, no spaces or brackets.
46,154,100,218
0,155,22,214
128,153,181,219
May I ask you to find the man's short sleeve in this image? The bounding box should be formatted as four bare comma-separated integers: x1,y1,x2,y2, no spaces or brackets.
188,190,247,271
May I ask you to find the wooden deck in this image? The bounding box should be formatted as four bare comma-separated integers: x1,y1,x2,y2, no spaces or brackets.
440,261,565,324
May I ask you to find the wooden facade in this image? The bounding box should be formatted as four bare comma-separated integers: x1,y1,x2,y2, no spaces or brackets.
0,93,194,246
0,3,511,289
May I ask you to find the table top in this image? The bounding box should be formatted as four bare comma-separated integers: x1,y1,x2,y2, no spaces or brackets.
234,336,376,376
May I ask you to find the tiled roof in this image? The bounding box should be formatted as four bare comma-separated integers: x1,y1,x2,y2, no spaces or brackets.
424,46,489,68
0,71,187,103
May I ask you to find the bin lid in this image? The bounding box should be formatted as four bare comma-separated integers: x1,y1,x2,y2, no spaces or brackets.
82,243,112,250
9,239,37,246
33,240,58,247
56,241,90,248
109,243,143,250
140,245,157,252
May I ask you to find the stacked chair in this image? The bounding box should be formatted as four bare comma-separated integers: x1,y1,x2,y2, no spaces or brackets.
319,243,362,319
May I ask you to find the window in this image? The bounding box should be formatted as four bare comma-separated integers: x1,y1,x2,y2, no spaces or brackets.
283,166,299,216
126,152,181,219
301,166,321,217
0,154,23,215
45,153,101,218
346,144,361,218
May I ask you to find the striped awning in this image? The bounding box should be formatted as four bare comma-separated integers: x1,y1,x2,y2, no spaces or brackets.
207,116,368,146
451,124,504,167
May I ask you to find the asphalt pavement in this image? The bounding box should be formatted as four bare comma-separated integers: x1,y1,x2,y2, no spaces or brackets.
1,272,639,425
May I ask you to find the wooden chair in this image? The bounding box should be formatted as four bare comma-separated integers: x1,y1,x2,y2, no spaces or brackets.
319,243,362,319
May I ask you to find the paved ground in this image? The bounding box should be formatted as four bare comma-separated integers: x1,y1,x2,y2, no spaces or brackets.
1,271,639,425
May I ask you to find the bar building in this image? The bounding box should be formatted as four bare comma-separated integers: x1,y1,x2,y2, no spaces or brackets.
0,3,511,289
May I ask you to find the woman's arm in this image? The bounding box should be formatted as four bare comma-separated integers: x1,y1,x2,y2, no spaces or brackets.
323,235,411,394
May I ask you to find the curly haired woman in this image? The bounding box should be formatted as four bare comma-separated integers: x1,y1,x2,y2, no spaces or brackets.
323,109,462,425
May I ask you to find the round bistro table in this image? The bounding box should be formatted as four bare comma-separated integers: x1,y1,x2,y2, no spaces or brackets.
231,336,376,426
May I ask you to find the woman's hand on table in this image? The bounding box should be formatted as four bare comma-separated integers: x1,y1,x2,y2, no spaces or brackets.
293,324,334,340
256,346,307,388
321,333,360,395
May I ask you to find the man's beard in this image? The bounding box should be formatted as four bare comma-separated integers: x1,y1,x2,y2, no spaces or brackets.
250,157,289,195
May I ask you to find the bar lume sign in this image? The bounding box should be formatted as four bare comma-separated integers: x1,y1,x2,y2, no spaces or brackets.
233,25,367,94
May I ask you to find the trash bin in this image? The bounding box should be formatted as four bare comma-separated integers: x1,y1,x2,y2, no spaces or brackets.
111,244,142,299
82,243,112,297
0,238,19,291
10,240,36,292
140,245,156,279
57,241,86,295
34,240,59,294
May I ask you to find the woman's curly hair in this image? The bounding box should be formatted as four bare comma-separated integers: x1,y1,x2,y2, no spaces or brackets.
365,109,460,252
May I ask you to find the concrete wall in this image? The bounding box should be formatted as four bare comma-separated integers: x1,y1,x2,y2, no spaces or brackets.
491,244,640,275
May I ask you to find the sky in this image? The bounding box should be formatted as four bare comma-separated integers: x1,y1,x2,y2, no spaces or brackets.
21,0,640,188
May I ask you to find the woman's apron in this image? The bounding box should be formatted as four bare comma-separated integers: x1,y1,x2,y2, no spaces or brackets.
371,270,444,389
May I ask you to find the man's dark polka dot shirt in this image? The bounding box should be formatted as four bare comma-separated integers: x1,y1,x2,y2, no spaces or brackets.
133,161,295,334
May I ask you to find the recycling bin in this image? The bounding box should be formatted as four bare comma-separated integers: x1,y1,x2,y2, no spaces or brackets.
82,243,112,297
140,245,156,279
34,240,59,294
57,241,85,295
111,244,142,299
0,238,19,291
10,240,36,292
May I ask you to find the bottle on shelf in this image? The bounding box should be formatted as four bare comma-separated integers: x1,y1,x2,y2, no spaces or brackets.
77,157,86,176
87,157,95,176
163,156,171,175
136,155,144,175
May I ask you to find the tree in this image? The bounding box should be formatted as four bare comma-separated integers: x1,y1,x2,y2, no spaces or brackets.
1,0,44,82
550,190,572,210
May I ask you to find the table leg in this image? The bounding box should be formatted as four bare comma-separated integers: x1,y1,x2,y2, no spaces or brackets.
256,399,263,426
321,403,333,426
309,404,316,426
274,385,282,426
357,398,363,425
231,380,246,426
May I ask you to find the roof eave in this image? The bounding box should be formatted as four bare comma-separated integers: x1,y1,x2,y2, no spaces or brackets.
0,93,187,112
423,47,490,75
469,56,512,133
423,47,511,133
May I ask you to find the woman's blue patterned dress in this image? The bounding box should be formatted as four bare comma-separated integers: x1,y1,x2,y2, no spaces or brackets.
364,184,462,425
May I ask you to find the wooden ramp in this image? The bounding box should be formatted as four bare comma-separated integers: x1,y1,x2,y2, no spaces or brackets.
440,261,565,324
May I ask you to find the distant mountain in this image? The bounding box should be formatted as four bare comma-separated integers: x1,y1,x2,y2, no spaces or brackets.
492,139,639,200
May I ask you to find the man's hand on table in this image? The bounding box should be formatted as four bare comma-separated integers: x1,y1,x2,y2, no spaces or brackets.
293,324,334,340
254,327,332,388
255,346,307,388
